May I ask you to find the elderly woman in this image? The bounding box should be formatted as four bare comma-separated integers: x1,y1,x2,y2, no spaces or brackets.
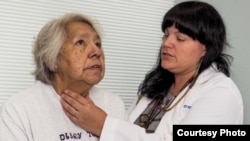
0,13,126,141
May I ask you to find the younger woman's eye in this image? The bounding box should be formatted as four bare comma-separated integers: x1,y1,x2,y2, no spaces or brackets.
162,34,168,40
177,37,185,42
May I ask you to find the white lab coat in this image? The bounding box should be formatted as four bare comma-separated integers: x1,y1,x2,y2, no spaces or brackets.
100,64,244,141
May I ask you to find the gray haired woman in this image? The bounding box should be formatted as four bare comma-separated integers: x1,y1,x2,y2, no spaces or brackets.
0,12,126,141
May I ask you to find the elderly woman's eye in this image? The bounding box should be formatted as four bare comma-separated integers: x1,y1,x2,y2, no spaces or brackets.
96,42,102,48
76,40,85,45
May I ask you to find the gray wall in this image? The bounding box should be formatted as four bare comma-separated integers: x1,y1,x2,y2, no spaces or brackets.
175,0,250,124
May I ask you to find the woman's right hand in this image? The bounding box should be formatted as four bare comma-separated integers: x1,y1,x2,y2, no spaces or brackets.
60,89,107,136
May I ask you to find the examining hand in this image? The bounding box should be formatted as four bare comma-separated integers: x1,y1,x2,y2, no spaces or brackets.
60,89,107,136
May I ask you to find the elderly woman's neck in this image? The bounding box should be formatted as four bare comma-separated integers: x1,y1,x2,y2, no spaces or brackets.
52,80,92,97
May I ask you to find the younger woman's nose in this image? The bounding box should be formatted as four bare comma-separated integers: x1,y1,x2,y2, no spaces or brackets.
162,36,174,49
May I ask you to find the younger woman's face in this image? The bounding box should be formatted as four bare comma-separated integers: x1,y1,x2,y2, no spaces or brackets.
161,25,206,76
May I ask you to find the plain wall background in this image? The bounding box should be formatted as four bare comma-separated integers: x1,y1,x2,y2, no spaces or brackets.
176,0,250,124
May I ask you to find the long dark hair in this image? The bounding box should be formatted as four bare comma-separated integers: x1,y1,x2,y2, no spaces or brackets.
138,1,233,99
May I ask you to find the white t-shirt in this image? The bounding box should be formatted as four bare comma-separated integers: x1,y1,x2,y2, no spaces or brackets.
0,81,126,141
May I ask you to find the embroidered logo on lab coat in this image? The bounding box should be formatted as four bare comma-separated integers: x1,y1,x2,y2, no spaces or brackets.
183,104,192,109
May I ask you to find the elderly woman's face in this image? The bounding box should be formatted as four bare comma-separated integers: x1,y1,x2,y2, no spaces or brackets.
57,21,105,86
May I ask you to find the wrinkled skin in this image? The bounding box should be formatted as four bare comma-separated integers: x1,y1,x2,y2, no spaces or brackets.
54,21,105,96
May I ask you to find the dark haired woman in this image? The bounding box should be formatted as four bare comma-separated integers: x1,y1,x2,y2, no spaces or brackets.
60,1,243,141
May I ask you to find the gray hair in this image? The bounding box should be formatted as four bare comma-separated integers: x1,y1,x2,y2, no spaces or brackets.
32,12,102,84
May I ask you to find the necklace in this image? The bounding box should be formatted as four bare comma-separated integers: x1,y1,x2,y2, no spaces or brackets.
161,93,175,108
163,74,197,111
134,72,199,133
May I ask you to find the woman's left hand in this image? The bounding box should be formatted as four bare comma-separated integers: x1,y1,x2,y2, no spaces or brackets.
60,89,107,136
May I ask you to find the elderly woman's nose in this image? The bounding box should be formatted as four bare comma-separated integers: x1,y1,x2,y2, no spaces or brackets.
88,43,102,58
